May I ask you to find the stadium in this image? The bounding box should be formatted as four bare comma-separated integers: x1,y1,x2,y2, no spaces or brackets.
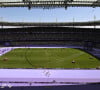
0,26,100,68
0,0,100,90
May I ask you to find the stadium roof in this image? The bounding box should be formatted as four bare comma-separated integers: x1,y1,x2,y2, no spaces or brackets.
0,0,100,9
0,20,100,27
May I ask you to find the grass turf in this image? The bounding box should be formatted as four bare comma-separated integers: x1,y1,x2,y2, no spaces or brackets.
0,48,100,68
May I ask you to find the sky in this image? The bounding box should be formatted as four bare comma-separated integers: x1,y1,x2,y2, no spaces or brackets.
0,6,100,22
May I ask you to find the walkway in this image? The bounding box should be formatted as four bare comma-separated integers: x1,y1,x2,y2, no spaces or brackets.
0,69,100,87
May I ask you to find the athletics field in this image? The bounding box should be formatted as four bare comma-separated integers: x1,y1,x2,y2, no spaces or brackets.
0,48,100,68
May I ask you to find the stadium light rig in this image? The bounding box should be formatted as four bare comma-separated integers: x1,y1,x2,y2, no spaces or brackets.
22,0,74,10
22,0,32,10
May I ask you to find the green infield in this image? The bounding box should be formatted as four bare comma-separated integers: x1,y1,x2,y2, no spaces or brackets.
0,48,100,68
